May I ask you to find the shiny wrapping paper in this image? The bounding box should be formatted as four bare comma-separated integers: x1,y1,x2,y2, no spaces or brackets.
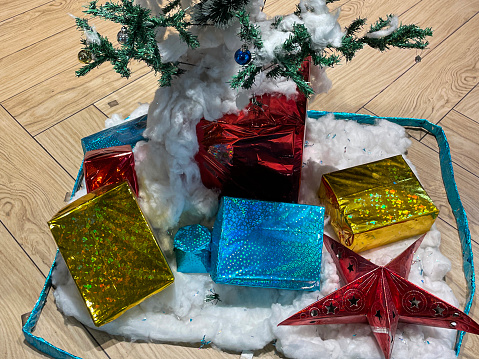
72,115,147,196
81,115,147,154
48,181,174,326
195,63,309,203
174,224,211,273
318,155,439,252
210,196,324,290
279,234,479,359
84,145,139,195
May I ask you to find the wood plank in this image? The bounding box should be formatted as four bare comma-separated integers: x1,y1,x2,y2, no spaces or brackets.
421,110,479,176
0,8,126,103
455,85,479,122
365,14,479,124
0,222,109,358
436,219,479,359
0,0,51,23
94,72,157,118
35,105,107,178
0,27,80,102
0,106,73,274
0,0,88,59
2,60,151,136
264,0,351,15
405,138,479,247
309,0,478,116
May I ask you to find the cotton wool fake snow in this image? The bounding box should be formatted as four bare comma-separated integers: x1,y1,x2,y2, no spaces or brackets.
53,114,458,359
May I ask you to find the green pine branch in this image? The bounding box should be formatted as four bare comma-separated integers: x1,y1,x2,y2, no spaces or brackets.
162,0,181,15
75,0,198,87
192,0,251,26
235,9,263,49
336,15,432,61
75,1,432,98
230,62,262,89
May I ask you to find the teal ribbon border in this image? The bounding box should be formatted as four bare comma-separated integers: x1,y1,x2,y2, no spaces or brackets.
22,250,81,359
22,111,474,357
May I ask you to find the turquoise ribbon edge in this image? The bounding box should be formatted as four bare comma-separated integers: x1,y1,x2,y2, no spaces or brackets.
23,110,474,357
307,110,475,355
71,162,83,199
22,250,82,359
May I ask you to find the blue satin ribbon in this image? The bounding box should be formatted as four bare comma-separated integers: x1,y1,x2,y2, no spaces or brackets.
24,111,474,357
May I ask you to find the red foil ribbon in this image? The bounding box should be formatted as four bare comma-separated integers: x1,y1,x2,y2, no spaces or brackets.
84,145,139,196
195,61,309,203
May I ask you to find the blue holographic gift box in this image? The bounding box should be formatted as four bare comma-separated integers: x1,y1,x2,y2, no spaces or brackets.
72,115,148,196
174,224,211,273
210,197,325,290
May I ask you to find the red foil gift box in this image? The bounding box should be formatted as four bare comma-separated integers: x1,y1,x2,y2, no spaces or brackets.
84,145,139,196
195,63,309,203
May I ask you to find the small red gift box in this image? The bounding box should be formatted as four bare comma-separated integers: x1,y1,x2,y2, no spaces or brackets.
84,145,139,195
195,62,309,203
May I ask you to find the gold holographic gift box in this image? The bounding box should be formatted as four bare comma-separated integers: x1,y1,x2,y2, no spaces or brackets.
48,181,174,326
318,155,438,252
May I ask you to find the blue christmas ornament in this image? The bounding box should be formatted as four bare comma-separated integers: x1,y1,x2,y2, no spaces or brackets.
234,46,251,65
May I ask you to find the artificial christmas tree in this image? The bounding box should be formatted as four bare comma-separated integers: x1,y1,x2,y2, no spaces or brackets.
73,0,432,228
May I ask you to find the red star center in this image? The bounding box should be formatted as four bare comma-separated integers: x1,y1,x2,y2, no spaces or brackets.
278,234,479,359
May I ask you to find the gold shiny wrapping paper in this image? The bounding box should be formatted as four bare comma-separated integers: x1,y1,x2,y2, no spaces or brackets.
318,155,439,252
48,181,174,326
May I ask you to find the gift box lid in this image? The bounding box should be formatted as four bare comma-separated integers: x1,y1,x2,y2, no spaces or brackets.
174,224,211,252
81,115,147,154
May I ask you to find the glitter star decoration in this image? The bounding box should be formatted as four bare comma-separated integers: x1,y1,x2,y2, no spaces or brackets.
279,234,479,359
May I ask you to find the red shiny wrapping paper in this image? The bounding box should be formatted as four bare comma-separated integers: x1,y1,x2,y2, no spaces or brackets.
84,145,139,196
195,62,309,203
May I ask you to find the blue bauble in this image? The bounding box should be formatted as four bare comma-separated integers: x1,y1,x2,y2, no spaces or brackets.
234,48,251,65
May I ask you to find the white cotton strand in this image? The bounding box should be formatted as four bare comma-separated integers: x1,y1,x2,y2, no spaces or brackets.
366,15,399,39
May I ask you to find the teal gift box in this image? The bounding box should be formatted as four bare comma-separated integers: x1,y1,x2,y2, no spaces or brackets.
174,225,211,273
210,197,325,290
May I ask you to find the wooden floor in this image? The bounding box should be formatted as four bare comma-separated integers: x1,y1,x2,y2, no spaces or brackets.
0,0,478,358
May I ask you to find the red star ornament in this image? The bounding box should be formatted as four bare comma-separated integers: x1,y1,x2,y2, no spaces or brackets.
279,234,479,359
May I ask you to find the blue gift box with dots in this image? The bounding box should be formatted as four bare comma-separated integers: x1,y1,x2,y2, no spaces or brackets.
210,196,325,291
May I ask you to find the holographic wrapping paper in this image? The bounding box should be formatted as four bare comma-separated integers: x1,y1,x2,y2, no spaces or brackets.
48,181,174,326
72,115,147,196
81,115,147,154
195,61,309,203
210,196,324,290
318,155,439,252
84,145,139,195
174,224,211,273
